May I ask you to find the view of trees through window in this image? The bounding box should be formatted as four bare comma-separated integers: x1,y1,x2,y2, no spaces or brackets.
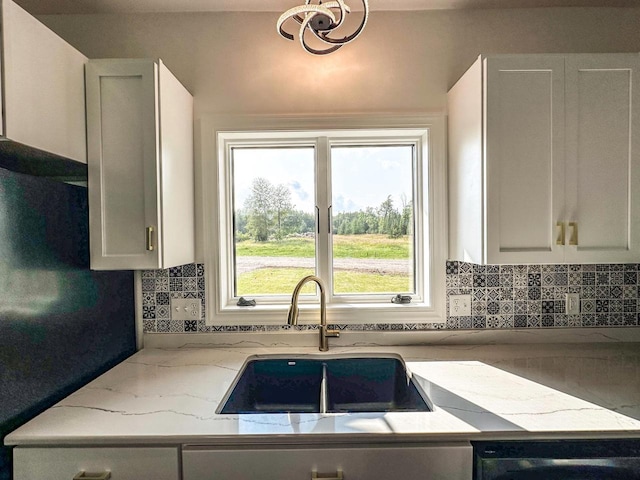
235,177,314,242
232,145,415,297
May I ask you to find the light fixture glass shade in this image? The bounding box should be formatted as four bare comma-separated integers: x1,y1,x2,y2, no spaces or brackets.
277,0,369,55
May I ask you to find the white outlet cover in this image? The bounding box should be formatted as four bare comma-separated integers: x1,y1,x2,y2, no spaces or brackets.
565,293,580,315
170,298,202,321
449,294,472,317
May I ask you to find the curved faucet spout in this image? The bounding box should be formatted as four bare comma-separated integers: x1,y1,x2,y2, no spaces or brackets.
287,275,339,351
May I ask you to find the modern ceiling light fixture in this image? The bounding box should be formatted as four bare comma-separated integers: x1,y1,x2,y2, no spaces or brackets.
277,0,369,55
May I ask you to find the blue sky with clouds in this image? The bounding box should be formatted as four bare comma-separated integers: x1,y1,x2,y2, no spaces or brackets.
233,145,413,213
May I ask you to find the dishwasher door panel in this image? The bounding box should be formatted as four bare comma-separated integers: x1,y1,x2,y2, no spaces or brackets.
475,440,640,480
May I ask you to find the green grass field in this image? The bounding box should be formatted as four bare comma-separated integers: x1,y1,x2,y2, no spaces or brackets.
235,234,412,295
235,234,411,259
237,267,411,295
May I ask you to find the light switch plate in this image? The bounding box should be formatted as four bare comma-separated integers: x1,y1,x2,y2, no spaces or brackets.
449,294,471,316
170,298,202,320
565,293,580,315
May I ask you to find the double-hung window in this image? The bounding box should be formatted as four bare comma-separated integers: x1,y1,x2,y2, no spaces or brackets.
204,117,446,325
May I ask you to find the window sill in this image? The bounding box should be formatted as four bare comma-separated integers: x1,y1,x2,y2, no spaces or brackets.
206,301,445,326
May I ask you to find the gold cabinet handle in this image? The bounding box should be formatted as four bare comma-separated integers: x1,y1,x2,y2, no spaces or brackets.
73,472,111,480
146,226,154,251
569,222,578,246
556,221,566,245
312,470,343,480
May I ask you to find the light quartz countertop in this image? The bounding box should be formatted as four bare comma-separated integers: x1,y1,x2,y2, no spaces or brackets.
5,343,640,446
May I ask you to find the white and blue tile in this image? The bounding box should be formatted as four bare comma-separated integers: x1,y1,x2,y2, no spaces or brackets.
139,261,640,334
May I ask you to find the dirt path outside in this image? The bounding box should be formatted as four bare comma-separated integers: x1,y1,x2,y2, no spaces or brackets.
235,256,411,275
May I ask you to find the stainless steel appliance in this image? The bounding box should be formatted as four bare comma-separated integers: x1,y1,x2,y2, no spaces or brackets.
475,440,640,479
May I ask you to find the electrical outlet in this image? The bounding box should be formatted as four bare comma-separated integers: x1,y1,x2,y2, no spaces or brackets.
565,293,580,315
170,298,202,320
449,294,471,316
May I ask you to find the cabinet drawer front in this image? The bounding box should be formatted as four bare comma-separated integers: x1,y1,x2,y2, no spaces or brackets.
13,447,180,480
183,443,472,480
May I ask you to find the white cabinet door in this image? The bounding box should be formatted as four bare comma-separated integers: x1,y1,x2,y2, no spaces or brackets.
86,60,160,270
86,59,194,270
13,447,180,480
156,61,195,270
485,55,566,264
448,57,484,264
183,443,473,480
1,0,87,163
564,53,640,263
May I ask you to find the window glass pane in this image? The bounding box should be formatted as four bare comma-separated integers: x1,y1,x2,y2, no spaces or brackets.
232,147,316,296
331,145,415,295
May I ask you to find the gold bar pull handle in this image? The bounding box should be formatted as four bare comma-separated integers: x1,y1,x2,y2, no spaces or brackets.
73,472,111,480
312,470,343,480
146,226,154,251
569,222,578,246
556,221,566,245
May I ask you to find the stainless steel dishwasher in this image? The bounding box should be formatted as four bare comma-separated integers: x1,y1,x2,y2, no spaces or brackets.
474,440,640,480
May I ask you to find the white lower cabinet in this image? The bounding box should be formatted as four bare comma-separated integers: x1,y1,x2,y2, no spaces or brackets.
13,447,180,480
13,442,472,480
182,442,473,480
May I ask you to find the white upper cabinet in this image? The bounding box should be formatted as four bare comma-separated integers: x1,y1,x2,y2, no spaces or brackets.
0,0,87,163
448,53,640,264
86,59,194,270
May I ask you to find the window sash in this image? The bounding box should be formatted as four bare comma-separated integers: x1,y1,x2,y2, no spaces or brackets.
226,134,425,305
225,137,321,304
325,139,423,303
230,144,317,298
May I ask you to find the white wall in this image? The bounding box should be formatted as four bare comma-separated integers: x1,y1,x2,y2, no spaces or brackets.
40,8,640,261
42,8,640,117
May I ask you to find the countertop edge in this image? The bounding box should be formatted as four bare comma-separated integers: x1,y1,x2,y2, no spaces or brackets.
8,430,640,448
143,327,640,349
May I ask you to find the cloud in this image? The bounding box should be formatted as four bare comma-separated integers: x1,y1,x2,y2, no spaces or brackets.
333,194,359,213
288,180,311,210
288,181,307,199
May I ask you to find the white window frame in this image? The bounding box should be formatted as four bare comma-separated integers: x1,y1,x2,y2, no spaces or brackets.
201,114,447,325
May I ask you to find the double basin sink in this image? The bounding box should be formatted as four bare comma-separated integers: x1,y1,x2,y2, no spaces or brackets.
218,354,431,414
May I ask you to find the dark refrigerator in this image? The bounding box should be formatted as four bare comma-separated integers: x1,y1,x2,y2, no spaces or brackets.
0,166,136,479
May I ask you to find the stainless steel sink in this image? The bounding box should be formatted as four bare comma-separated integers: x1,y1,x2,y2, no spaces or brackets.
217,354,431,414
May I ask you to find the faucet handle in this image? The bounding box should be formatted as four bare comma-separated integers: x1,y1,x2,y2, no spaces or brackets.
319,326,340,351
325,328,340,338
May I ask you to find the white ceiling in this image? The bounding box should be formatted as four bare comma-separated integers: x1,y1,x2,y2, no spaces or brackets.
15,0,640,15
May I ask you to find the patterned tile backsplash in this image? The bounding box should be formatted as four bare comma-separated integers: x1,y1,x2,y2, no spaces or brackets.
141,261,639,333
445,261,638,330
